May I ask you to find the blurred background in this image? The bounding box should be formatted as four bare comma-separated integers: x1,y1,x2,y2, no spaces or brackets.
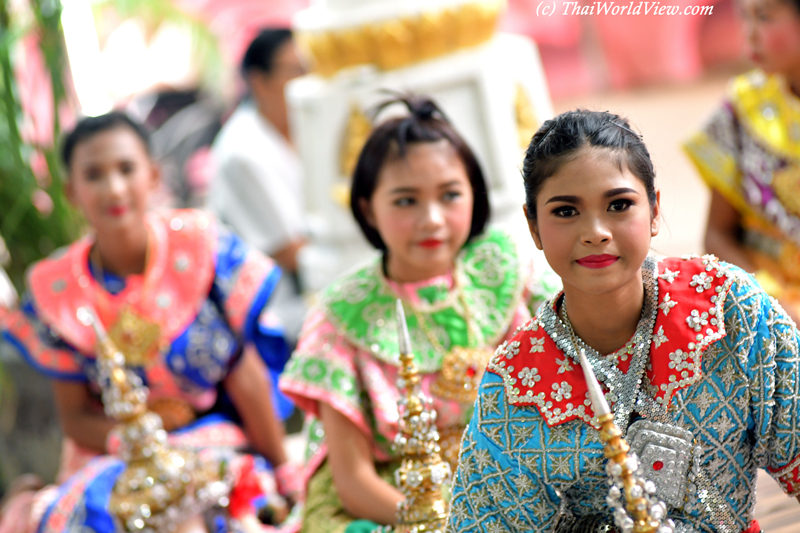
4,0,791,528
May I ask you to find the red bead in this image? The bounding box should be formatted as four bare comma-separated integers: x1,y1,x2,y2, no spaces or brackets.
466,366,476,378
652,460,664,471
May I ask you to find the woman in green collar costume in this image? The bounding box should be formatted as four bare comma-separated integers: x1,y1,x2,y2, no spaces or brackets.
279,95,558,533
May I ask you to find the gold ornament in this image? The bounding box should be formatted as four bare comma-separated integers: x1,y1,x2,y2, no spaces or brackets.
430,346,492,405
406,280,491,405
576,348,674,533
514,83,539,151
78,308,231,533
337,103,373,195
393,300,451,533
296,0,505,78
108,306,161,368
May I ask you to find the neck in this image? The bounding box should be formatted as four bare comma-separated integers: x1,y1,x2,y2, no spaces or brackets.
385,256,451,284
94,223,150,278
787,71,800,99
562,269,645,356
257,101,291,142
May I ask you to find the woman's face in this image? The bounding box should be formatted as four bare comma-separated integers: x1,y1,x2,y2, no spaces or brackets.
361,140,474,283
528,147,660,300
739,0,800,76
65,127,159,236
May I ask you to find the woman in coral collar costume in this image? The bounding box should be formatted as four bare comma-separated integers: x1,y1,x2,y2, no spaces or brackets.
446,110,800,533
0,112,299,532
278,96,558,533
684,0,800,324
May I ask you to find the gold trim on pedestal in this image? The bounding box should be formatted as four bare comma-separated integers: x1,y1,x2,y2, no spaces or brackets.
296,0,505,77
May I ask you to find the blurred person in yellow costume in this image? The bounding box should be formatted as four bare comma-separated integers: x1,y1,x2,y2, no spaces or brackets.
684,0,800,322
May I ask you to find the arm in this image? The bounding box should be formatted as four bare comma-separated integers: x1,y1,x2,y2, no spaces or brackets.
223,346,288,468
319,402,404,524
704,189,756,272
51,380,115,453
270,237,307,274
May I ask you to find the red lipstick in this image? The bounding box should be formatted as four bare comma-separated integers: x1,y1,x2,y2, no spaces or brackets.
418,239,443,249
108,205,128,217
576,254,619,269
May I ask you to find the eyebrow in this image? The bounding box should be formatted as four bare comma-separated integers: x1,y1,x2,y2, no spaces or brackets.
388,180,465,195
544,187,640,204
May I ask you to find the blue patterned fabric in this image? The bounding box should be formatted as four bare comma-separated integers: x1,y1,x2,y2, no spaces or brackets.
447,266,800,533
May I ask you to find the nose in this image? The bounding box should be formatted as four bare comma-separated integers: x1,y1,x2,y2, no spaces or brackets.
420,201,444,230
581,215,612,245
105,172,126,198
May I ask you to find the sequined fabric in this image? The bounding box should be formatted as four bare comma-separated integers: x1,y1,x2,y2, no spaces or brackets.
446,256,800,533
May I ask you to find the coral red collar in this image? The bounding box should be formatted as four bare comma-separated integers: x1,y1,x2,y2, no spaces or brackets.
488,255,735,427
28,210,216,356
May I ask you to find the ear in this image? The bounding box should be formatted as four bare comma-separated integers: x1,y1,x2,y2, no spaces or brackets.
358,197,375,227
149,160,162,191
650,189,661,237
523,204,543,250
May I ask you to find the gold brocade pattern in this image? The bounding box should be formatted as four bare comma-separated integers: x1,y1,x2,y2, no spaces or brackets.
296,0,504,77
730,71,800,160
773,164,800,219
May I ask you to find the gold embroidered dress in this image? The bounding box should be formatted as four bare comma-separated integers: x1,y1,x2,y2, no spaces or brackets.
684,69,800,317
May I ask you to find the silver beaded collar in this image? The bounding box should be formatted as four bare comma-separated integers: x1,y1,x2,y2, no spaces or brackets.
540,256,662,432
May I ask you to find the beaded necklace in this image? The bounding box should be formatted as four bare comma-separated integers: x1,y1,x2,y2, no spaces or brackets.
551,256,659,432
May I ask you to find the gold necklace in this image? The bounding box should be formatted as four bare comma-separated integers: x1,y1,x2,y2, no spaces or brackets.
402,273,494,404
90,236,161,369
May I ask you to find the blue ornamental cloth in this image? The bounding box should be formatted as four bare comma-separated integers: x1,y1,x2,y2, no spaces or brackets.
446,257,800,533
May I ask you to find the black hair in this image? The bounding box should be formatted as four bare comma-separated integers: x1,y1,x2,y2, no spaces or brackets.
241,28,293,75
61,111,151,170
522,109,657,221
350,94,491,251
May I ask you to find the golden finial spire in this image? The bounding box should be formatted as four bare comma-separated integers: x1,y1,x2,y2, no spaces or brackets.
78,307,231,533
393,300,450,533
576,348,675,533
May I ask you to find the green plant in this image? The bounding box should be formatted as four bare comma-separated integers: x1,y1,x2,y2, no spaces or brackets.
0,0,82,294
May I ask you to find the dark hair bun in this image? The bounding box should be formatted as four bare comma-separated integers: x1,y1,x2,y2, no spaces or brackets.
373,93,450,125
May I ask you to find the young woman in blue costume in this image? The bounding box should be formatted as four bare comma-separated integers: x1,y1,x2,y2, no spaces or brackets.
683,0,800,324
279,96,558,533
0,112,299,533
447,110,800,533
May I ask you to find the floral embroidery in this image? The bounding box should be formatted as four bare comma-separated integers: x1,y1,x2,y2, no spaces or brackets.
555,355,573,374
551,381,572,401
660,268,680,283
506,341,521,359
519,367,541,387
652,326,668,348
687,310,709,332
659,293,677,316
529,337,545,353
690,273,713,293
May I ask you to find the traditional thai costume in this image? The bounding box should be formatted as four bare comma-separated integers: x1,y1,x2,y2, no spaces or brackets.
279,229,558,533
684,69,800,318
1,209,293,533
447,255,800,533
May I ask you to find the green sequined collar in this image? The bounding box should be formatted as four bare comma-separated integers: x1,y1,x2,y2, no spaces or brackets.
318,229,523,373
